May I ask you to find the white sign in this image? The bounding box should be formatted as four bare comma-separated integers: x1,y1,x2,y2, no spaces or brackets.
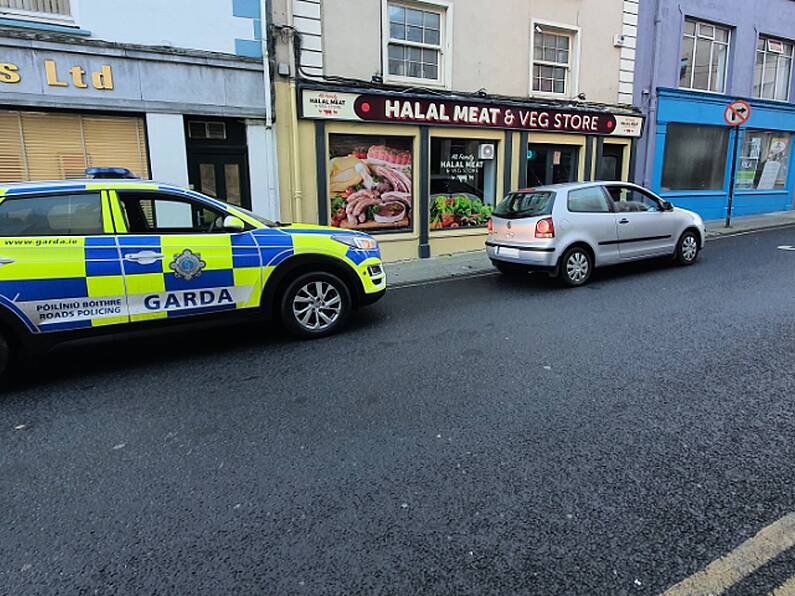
301,91,359,120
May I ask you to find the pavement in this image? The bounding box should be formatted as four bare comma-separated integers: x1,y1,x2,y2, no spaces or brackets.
385,209,795,287
2,226,795,594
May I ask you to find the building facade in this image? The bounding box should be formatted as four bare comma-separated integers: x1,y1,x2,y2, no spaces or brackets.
0,0,280,218
634,0,795,221
270,0,644,261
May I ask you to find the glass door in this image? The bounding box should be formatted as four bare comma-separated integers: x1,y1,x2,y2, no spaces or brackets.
188,153,250,209
526,144,579,186
600,144,625,181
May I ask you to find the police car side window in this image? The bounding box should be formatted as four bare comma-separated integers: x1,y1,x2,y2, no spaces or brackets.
0,193,104,236
118,194,226,234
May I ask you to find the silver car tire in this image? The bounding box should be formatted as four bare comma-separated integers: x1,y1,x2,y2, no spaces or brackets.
560,246,593,287
676,231,700,266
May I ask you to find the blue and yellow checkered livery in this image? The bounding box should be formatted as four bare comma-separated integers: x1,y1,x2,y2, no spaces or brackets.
0,180,385,334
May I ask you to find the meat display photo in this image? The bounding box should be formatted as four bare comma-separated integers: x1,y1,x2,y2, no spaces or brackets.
328,134,413,232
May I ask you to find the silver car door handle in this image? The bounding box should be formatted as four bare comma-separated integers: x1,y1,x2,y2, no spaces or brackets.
618,218,630,224
124,250,164,265
0,257,15,265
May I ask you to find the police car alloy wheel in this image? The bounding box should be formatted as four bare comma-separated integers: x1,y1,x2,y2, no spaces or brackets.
281,272,351,338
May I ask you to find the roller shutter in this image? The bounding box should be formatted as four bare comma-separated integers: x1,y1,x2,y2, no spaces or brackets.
0,110,150,183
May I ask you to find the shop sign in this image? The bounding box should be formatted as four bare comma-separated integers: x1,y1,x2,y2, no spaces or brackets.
302,89,643,137
0,59,114,90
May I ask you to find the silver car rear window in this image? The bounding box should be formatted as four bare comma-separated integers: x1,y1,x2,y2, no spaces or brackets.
493,191,554,219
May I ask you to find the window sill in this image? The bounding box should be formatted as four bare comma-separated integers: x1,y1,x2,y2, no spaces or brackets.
528,91,575,101
384,75,450,90
734,188,790,194
0,16,90,36
677,85,727,95
430,226,488,238
750,95,792,104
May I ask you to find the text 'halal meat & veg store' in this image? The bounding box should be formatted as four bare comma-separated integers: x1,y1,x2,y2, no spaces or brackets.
294,84,643,261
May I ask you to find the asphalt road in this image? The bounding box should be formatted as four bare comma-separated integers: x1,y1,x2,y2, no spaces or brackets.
3,228,795,595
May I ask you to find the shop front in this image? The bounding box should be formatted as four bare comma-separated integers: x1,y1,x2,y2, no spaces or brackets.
292,83,643,261
0,31,279,218
650,88,795,221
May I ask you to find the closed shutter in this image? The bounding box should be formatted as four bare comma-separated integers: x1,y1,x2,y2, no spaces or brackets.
0,110,150,183
0,112,26,182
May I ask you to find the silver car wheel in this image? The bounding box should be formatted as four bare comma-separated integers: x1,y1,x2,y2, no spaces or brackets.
566,252,590,283
292,281,342,331
681,235,698,262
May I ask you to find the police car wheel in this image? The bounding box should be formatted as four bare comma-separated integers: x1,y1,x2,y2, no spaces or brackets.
281,272,351,338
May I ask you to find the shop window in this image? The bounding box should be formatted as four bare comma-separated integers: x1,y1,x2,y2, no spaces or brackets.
532,27,576,95
430,138,497,230
188,121,227,140
679,18,731,93
661,124,729,191
754,36,794,101
736,131,792,191
0,110,149,183
385,2,447,85
0,0,72,22
328,134,413,233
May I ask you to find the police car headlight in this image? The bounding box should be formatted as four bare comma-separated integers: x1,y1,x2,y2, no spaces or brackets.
332,235,378,250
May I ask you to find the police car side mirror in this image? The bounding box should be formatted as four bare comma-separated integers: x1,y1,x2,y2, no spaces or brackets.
223,215,246,232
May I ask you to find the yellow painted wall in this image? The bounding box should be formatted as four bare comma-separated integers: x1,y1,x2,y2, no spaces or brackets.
275,84,634,263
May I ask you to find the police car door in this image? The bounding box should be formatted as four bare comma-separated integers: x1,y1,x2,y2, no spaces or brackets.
111,190,261,322
0,190,128,332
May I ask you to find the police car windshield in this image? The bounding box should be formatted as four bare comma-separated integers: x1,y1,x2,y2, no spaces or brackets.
233,206,278,227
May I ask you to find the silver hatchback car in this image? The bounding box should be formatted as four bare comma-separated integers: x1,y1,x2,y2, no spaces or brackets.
486,182,706,286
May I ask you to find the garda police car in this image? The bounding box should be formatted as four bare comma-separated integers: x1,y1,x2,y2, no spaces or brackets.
0,169,386,381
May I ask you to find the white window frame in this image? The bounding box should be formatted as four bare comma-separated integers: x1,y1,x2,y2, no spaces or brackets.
381,0,453,89
529,19,581,99
753,34,794,102
679,17,732,94
0,0,75,25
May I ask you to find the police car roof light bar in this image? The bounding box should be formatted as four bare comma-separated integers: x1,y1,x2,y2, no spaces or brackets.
85,167,138,179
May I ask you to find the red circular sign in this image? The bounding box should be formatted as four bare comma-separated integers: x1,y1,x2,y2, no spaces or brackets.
724,100,752,126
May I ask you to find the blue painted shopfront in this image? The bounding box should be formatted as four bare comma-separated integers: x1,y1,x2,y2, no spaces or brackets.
651,88,795,221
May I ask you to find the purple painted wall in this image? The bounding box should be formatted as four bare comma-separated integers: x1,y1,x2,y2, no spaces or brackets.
633,0,795,187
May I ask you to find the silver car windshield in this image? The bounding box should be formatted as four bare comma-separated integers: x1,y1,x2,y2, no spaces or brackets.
493,191,554,219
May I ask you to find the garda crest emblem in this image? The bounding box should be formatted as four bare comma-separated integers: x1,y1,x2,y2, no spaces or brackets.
170,249,206,281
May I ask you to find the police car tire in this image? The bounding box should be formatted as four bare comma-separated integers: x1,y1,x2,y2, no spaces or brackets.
280,271,352,338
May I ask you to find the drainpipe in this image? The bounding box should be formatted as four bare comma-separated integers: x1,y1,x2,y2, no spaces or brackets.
643,0,666,188
260,0,273,129
286,1,303,222
259,0,280,220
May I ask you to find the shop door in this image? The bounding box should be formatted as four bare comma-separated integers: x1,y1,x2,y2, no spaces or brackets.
188,152,250,209
185,118,251,209
526,144,579,187
599,144,624,181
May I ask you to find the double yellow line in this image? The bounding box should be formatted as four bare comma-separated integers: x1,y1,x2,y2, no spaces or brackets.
662,513,795,595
